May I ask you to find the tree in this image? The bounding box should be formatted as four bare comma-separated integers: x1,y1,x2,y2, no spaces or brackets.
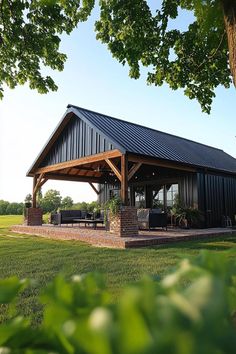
0,200,23,215
40,189,62,213
0,200,9,215
6,202,23,215
95,0,236,113
0,1,235,113
61,196,73,209
0,0,94,98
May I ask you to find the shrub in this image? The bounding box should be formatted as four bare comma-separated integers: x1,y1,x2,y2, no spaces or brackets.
0,251,236,353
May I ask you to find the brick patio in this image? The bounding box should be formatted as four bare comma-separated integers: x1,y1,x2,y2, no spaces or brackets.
11,224,235,249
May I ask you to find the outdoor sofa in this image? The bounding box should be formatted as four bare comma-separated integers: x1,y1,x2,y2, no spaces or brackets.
50,209,104,228
137,208,168,230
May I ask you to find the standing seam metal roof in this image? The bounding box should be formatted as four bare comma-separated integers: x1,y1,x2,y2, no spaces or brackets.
69,104,236,174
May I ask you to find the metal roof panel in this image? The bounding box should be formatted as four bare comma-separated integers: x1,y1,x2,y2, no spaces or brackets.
68,104,236,174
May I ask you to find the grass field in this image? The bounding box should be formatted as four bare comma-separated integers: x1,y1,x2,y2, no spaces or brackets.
0,215,236,324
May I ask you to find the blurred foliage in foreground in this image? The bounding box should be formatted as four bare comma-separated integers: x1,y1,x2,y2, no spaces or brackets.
0,251,236,354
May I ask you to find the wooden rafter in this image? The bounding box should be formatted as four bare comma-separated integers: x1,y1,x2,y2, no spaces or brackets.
34,149,122,175
89,183,100,195
105,158,122,181
76,169,86,176
128,162,142,181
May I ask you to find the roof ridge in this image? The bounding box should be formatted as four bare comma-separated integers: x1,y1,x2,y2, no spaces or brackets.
67,104,224,153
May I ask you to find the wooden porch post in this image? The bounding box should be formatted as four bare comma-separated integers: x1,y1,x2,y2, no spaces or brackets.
32,173,48,208
32,175,37,208
121,154,128,205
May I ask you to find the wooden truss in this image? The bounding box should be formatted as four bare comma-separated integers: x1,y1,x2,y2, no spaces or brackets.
31,149,196,207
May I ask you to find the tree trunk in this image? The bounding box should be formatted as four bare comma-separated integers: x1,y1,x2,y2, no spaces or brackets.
222,0,236,86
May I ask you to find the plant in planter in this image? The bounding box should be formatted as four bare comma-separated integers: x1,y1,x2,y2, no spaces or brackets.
106,196,122,215
171,196,203,228
103,196,122,231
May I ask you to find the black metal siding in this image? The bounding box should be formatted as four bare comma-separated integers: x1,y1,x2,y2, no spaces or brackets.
197,172,236,227
40,116,115,167
179,174,198,208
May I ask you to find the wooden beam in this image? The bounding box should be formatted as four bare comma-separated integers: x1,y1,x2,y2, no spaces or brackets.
89,183,100,195
128,153,196,172
105,158,122,181
38,177,48,189
128,162,142,181
34,149,122,175
45,173,103,184
121,154,128,205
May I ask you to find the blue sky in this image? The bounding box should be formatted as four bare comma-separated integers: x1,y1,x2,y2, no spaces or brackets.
0,4,235,203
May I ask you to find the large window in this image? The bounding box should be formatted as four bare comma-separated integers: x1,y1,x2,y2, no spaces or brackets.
166,184,178,208
152,183,178,210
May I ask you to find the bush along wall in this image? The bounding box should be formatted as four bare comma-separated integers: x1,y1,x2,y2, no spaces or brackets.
0,251,236,353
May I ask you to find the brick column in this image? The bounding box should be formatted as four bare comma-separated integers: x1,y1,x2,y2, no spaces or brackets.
24,208,43,226
109,206,139,237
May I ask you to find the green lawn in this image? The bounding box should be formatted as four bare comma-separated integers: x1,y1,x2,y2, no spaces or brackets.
0,215,236,324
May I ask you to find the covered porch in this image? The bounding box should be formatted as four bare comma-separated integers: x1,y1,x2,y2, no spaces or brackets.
26,147,198,234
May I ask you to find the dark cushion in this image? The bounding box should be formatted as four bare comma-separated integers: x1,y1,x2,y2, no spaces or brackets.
149,213,167,228
60,210,82,218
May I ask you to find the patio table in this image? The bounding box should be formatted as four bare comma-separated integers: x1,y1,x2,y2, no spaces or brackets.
73,218,104,229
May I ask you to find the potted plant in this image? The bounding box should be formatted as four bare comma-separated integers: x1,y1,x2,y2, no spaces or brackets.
171,195,203,228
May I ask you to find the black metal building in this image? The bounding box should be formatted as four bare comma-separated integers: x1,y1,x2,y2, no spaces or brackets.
28,105,236,227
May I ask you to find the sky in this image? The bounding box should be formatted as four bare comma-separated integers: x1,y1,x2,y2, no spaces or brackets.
0,4,236,204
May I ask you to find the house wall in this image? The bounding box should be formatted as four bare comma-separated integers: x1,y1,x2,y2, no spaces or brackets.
98,172,236,228
40,116,116,167
178,174,198,208
197,172,236,227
